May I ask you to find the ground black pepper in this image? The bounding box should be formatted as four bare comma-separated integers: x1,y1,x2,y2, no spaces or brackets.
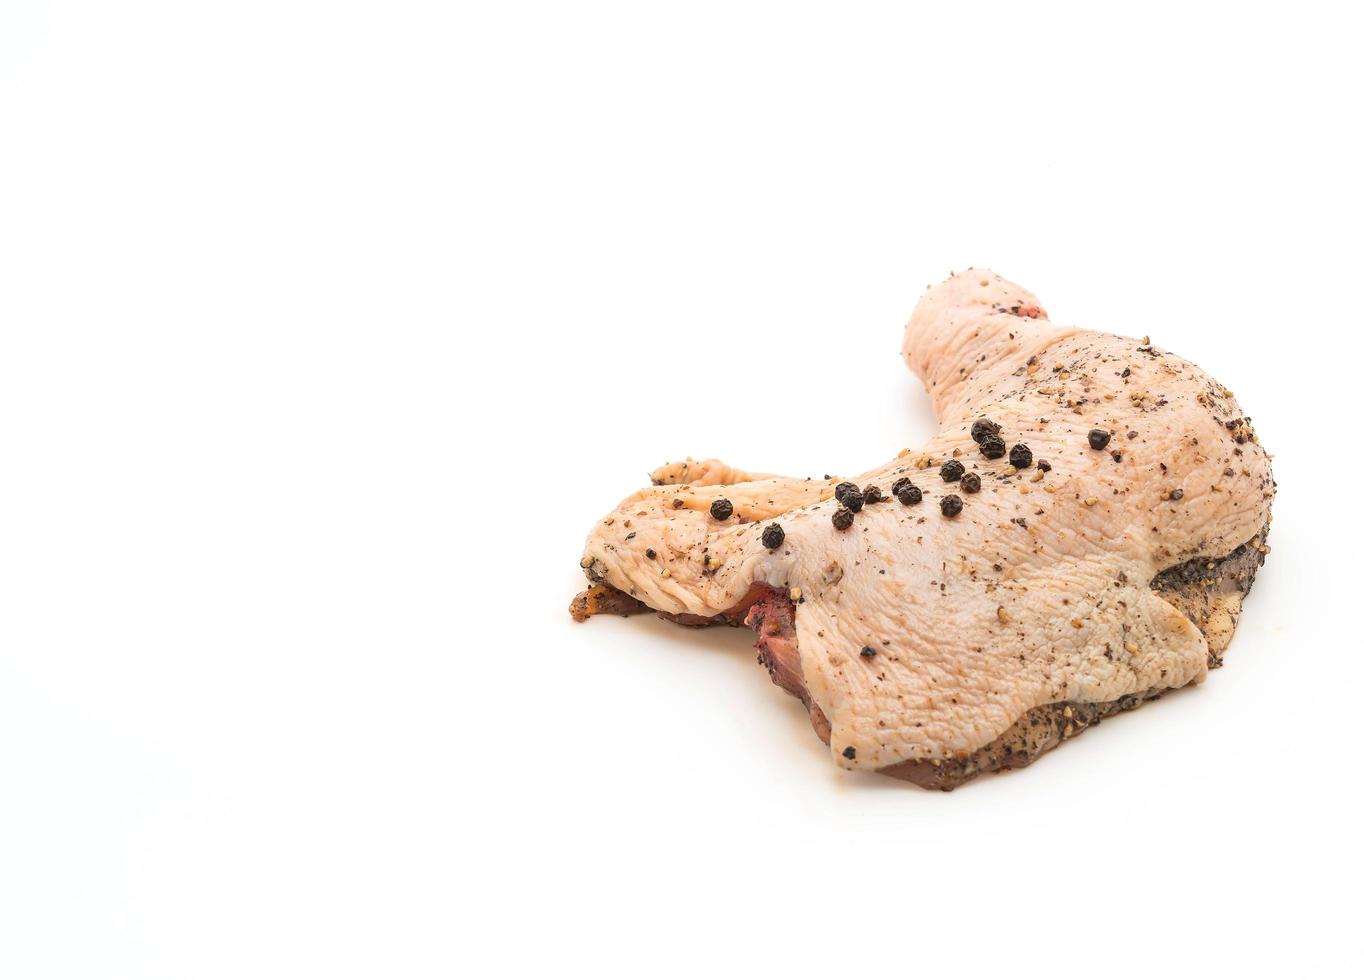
960,472,981,493
1088,428,1111,450
1009,444,1033,469
831,507,854,530
971,419,1001,444
940,459,965,482
709,498,733,520
980,434,1006,459
940,494,963,517
761,524,785,549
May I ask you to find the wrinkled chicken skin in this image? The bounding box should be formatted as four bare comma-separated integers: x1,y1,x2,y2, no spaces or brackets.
573,271,1273,786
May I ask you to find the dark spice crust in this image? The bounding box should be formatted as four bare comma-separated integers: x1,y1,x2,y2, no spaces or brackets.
569,584,650,623
879,519,1271,790
1152,523,1270,668
879,688,1165,790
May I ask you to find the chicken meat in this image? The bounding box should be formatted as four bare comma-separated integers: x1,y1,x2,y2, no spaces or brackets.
571,270,1274,789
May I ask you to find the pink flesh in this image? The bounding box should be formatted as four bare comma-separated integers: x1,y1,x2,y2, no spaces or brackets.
745,586,831,743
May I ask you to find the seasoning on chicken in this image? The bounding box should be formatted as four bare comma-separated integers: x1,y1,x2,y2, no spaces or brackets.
1008,444,1033,470
971,418,1001,444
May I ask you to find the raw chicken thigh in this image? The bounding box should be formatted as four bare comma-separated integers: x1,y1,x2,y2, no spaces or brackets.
572,270,1273,788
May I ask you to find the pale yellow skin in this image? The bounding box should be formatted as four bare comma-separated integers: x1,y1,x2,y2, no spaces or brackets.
580,271,1274,770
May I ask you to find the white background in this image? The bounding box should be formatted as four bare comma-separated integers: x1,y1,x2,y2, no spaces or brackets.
2,2,1361,977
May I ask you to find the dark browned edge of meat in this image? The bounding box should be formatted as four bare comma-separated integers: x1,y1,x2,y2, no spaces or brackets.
570,523,1270,791
569,584,651,623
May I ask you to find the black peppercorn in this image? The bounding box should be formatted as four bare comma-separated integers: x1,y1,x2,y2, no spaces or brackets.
960,472,981,494
1009,444,1033,469
843,488,864,512
891,477,912,496
831,507,854,530
940,459,965,482
1171,488,1184,500
761,523,785,549
709,498,733,520
1037,459,1051,472
980,434,1006,459
1088,428,1111,450
896,485,922,506
834,481,858,504
645,548,656,559
859,646,875,659
940,494,963,517
863,485,884,504
842,746,856,760
971,418,1001,444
